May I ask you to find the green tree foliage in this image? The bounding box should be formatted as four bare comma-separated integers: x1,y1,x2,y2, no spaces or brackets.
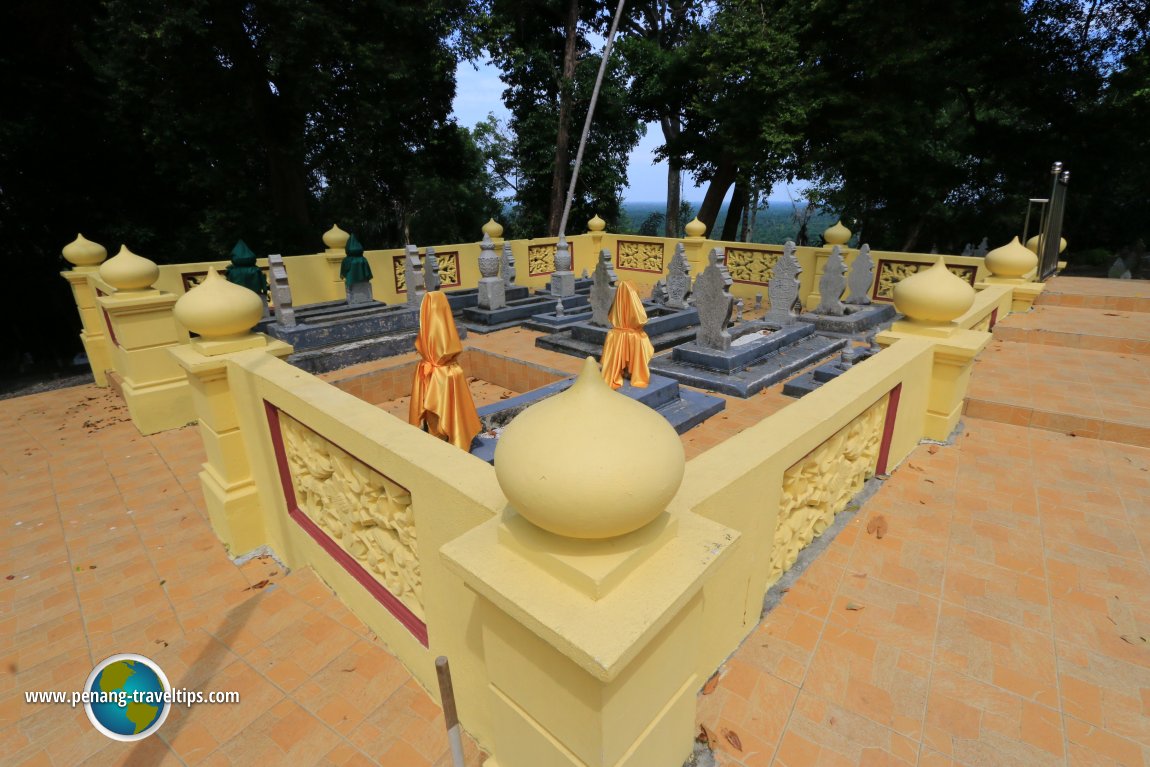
477,0,645,237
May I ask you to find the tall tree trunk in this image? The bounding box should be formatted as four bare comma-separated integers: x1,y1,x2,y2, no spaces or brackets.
660,115,681,237
548,0,581,236
697,160,737,236
722,180,747,241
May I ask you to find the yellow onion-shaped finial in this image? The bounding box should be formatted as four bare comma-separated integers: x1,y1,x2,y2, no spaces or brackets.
587,214,606,232
322,224,350,251
823,220,851,246
1025,234,1067,255
174,267,264,339
986,236,1039,278
893,257,976,323
494,357,685,539
99,245,159,291
482,218,504,239
684,217,706,238
62,234,108,268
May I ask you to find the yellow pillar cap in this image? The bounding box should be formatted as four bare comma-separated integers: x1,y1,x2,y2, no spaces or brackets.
322,224,350,250
893,257,975,323
987,236,1039,278
494,357,685,539
99,245,159,291
1025,234,1067,254
823,220,851,246
684,217,706,238
482,218,504,239
587,214,606,232
174,267,264,339
62,233,108,268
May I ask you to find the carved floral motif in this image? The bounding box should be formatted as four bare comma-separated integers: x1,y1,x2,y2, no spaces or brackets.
528,243,557,276
874,260,977,302
181,267,269,293
392,255,407,293
279,414,423,618
616,240,664,272
770,394,889,583
435,251,461,287
725,247,783,286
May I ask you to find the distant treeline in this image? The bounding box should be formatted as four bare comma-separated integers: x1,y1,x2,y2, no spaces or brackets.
616,201,841,247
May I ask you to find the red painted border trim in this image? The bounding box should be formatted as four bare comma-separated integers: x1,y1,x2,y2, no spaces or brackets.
989,307,999,330
875,383,903,475
613,240,665,273
263,402,429,647
95,288,120,348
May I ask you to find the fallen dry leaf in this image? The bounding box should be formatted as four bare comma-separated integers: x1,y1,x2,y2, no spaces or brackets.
702,672,720,695
928,445,939,455
244,579,271,591
698,724,719,749
500,390,513,399
850,571,868,578
722,728,743,751
866,515,888,539
845,601,866,611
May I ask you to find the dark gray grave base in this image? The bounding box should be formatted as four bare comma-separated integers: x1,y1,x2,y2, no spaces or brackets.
261,300,421,350
286,333,423,374
469,373,725,464
534,307,699,359
444,285,529,312
672,322,815,373
782,348,881,398
522,307,594,333
649,335,847,398
460,294,591,334
531,277,593,299
797,304,897,336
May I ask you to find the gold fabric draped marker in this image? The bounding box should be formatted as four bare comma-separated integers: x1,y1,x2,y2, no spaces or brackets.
600,281,655,389
409,292,482,451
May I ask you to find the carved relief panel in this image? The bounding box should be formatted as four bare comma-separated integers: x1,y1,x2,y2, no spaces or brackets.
615,240,665,272
725,247,783,286
873,259,978,302
770,394,889,583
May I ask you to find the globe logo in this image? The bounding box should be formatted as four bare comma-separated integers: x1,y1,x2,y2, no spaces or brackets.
83,654,171,741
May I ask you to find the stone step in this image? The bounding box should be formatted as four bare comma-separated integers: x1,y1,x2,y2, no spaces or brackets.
287,332,420,374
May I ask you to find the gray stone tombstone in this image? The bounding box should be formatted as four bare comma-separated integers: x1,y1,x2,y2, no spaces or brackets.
267,253,296,329
550,236,575,297
693,250,734,351
666,243,692,309
734,299,744,323
815,246,848,316
581,268,589,279
404,245,425,306
501,243,516,289
589,248,617,327
423,246,441,292
764,241,802,326
1109,257,1129,279
845,244,874,305
477,234,506,310
346,281,374,305
754,292,763,311
555,300,566,317
651,279,668,305
712,248,733,291
961,243,974,257
974,237,989,257
601,248,618,286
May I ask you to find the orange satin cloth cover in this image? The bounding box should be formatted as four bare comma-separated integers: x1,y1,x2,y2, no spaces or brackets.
408,292,482,451
600,281,655,389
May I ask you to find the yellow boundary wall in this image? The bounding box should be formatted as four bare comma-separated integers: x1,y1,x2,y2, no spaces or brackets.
198,330,939,754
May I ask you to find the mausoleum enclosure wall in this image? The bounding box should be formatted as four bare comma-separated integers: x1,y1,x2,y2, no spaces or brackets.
174,322,938,758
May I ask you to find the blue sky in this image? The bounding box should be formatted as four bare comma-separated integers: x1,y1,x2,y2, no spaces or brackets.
453,57,808,205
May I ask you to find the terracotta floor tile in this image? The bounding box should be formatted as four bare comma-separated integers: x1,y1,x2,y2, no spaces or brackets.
775,691,918,767
941,552,1051,632
828,575,941,660
294,639,412,736
934,603,1059,708
739,604,822,686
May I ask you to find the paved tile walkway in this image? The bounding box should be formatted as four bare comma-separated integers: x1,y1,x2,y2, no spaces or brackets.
4,275,1149,766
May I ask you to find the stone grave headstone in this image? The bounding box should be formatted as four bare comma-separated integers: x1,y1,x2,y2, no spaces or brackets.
1109,257,1129,279
589,248,617,327
754,293,763,311
815,245,848,316
712,248,733,290
974,237,989,257
501,243,516,289
734,299,744,323
845,244,874,305
693,250,734,351
764,241,802,326
550,236,575,297
666,243,691,309
555,300,566,317
581,268,589,279
404,245,425,306
268,253,296,328
961,243,973,256
601,248,617,285
651,279,668,305
423,246,441,292
477,234,506,310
